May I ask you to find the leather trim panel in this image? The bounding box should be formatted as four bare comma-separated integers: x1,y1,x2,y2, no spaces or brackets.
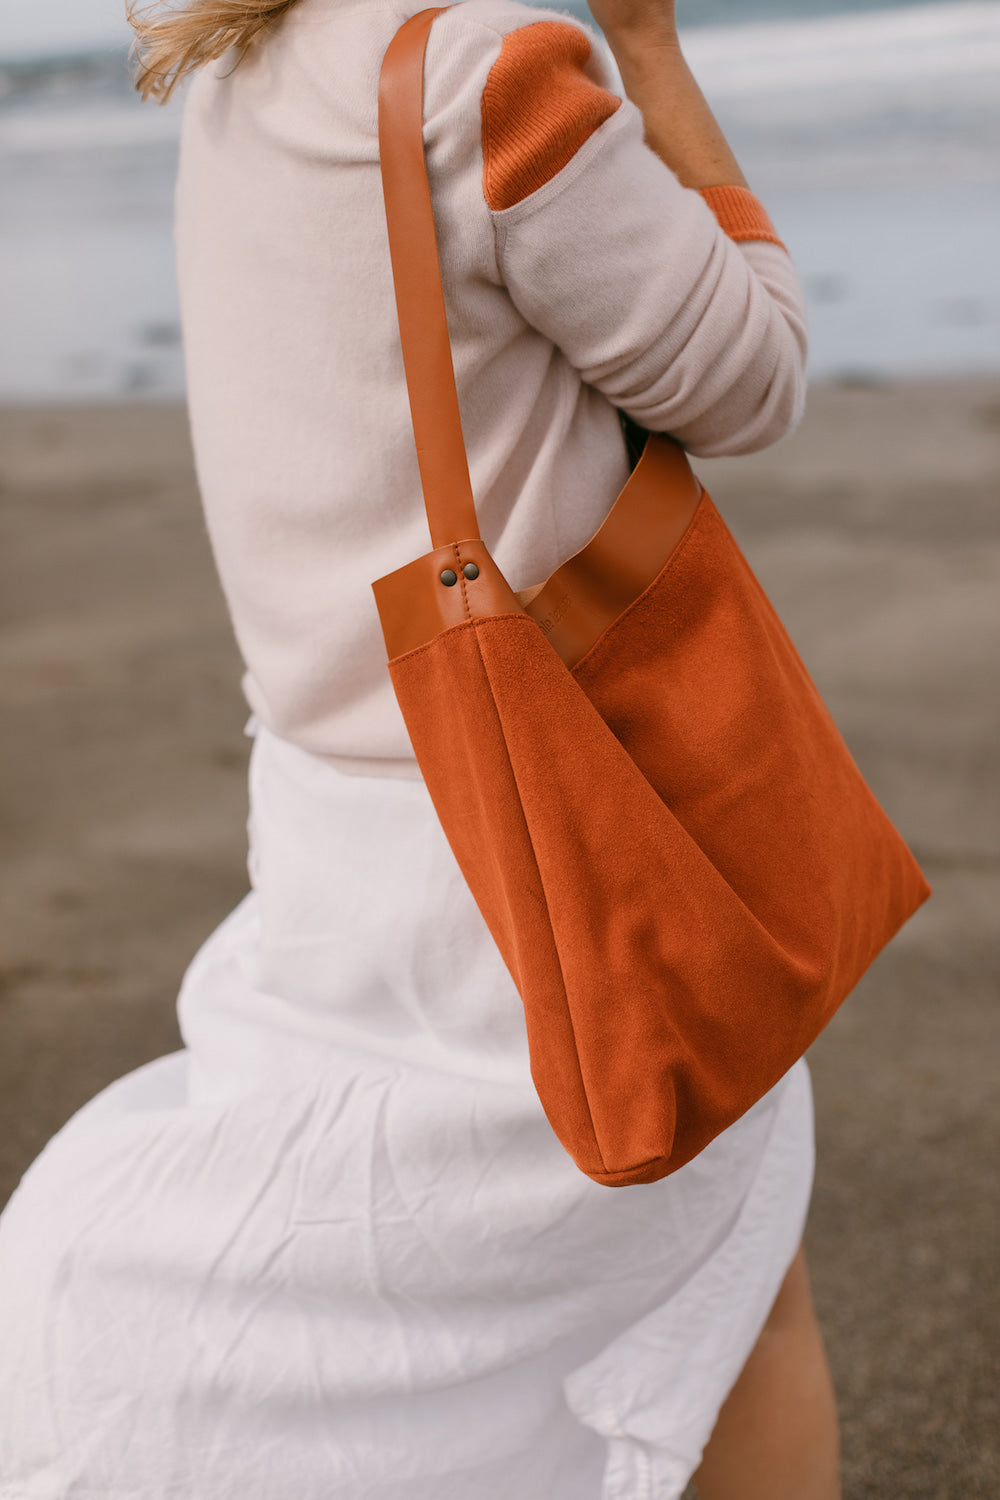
374,431,703,669
373,538,524,661
520,432,702,669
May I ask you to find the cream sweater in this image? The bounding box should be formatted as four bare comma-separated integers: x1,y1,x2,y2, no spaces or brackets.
175,0,808,774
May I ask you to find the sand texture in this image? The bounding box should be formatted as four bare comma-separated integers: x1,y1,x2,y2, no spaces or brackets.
1,381,998,1496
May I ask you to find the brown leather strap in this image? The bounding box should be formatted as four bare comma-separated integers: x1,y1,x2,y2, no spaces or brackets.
378,6,480,548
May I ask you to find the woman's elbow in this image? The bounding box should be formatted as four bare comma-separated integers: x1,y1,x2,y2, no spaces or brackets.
676,313,809,459
721,342,807,455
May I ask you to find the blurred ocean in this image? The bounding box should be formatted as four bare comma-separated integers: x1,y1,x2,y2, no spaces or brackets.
1,0,998,401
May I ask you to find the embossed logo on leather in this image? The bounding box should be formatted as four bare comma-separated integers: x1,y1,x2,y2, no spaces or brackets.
538,591,573,635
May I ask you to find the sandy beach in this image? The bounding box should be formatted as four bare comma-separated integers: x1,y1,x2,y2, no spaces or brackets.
1,379,998,1496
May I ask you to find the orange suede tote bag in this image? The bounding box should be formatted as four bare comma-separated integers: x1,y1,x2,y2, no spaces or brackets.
373,8,930,1187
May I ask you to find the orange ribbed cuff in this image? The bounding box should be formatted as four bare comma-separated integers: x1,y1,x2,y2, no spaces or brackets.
699,185,785,250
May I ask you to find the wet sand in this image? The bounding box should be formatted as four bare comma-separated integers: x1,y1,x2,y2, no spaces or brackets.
1,381,998,1496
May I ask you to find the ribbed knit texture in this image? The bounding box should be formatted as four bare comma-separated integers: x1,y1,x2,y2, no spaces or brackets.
481,22,621,210
699,184,785,248
480,28,784,249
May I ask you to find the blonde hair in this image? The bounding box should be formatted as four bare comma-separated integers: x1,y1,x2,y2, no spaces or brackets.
127,0,302,103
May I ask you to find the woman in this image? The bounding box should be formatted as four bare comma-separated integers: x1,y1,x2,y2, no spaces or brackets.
0,0,839,1496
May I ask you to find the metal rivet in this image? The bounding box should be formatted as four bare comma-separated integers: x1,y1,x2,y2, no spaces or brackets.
439,568,458,587
463,563,480,581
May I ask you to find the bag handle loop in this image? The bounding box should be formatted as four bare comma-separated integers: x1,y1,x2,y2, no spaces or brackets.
377,6,480,549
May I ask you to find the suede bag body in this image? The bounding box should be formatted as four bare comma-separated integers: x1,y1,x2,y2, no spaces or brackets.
373,9,930,1186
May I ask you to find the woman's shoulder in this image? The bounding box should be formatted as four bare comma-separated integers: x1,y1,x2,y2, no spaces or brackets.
421,1,625,205
427,0,615,79
441,0,598,40
421,0,618,100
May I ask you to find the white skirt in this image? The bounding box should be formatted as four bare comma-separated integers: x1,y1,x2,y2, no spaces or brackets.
0,722,814,1500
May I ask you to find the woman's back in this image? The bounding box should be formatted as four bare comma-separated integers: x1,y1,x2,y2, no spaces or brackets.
175,0,806,771
0,5,829,1496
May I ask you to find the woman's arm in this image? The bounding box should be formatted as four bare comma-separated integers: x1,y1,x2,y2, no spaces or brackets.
424,4,806,454
587,0,748,189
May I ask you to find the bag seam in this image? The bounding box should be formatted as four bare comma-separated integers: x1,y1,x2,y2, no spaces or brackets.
465,615,610,1178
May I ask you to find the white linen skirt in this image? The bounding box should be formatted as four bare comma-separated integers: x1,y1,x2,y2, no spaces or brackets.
0,721,814,1500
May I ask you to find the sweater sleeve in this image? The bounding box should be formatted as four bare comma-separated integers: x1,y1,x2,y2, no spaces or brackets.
477,18,808,457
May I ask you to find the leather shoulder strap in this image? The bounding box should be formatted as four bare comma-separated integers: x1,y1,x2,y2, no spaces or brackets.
378,6,481,547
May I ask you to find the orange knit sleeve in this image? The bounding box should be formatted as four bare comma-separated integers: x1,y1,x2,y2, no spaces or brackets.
481,23,622,212
698,184,786,250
